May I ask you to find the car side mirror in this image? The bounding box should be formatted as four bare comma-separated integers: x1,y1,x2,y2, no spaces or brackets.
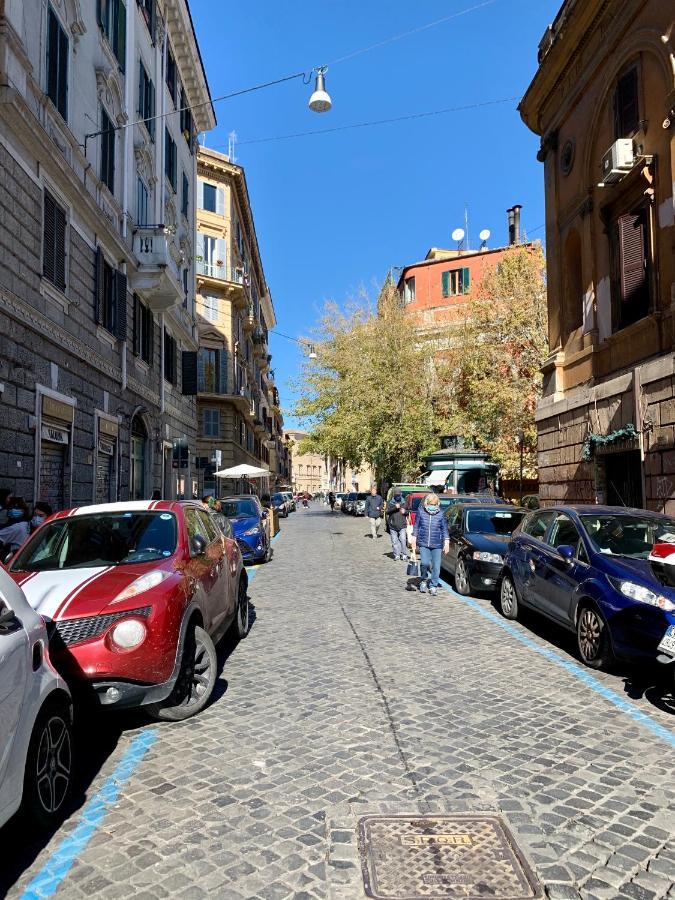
191,534,207,557
556,544,575,562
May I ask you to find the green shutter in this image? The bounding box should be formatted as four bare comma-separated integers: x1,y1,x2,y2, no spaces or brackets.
116,0,126,71
441,271,450,298
461,267,471,294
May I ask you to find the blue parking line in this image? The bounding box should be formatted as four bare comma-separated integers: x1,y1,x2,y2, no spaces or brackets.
439,578,675,749
21,730,157,900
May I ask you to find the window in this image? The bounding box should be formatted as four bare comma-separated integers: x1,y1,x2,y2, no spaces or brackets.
133,294,153,363
46,6,68,119
100,107,115,193
166,45,177,103
136,177,149,226
612,207,650,331
164,329,177,384
522,511,555,541
94,247,126,339
138,60,155,139
198,347,227,393
182,268,189,307
101,257,116,333
239,419,246,446
201,295,219,323
403,276,416,303
547,514,587,560
203,183,217,213
138,0,155,40
97,0,126,71
180,87,193,149
164,128,177,191
441,267,470,298
203,409,219,438
181,172,189,218
43,191,67,291
614,67,639,138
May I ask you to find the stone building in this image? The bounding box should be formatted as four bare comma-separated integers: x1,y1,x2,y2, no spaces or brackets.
194,147,288,498
286,430,374,495
520,0,675,510
0,0,214,509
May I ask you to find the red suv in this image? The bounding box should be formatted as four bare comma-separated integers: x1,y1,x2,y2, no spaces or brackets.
8,501,247,721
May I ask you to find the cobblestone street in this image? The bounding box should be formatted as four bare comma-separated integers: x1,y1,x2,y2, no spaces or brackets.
3,506,675,900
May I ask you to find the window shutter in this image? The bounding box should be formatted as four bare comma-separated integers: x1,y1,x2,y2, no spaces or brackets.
197,179,204,210
54,202,66,290
619,212,646,304
441,271,450,298
57,22,68,117
116,0,126,71
138,61,144,117
172,338,178,384
115,270,127,340
216,187,225,216
219,348,228,393
94,246,104,324
461,267,471,294
196,231,204,261
43,192,55,283
182,351,198,395
145,307,154,363
216,238,226,268
133,294,140,354
197,348,206,392
149,0,156,43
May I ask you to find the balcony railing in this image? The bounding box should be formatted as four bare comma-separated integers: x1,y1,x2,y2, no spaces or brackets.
196,260,249,286
131,226,182,312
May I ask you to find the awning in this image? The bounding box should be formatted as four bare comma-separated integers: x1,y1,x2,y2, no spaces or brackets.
213,464,270,479
422,469,452,486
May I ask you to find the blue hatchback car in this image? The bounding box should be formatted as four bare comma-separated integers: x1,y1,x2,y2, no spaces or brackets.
221,496,270,564
500,505,675,683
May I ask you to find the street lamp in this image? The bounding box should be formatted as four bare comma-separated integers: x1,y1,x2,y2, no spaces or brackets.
515,430,525,503
308,67,332,113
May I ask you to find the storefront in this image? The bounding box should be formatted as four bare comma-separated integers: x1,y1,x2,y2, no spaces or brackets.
37,393,74,511
95,415,119,504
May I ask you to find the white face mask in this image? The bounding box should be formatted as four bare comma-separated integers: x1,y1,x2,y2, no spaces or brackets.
31,516,45,527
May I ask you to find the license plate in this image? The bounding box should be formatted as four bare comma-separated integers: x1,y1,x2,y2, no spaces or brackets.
657,624,675,657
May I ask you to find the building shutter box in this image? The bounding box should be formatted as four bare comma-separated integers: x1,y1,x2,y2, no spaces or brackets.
619,212,646,303
115,271,127,340
219,349,228,393
182,351,198,395
216,188,225,216
94,246,104,324
441,271,450,298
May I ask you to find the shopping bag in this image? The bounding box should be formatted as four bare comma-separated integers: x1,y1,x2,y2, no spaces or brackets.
406,551,420,577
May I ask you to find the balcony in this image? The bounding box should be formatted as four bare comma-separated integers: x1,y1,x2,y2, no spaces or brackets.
131,227,183,312
196,262,250,310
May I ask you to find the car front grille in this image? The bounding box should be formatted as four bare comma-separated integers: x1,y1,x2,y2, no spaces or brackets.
53,606,151,647
236,538,253,555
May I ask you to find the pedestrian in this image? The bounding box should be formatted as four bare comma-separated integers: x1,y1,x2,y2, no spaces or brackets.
302,492,309,509
0,489,13,528
328,490,336,513
30,501,52,533
410,493,449,596
201,495,212,510
0,498,30,556
386,492,408,560
364,485,384,539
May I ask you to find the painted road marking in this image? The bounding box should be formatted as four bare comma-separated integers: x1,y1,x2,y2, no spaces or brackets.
439,577,675,749
21,730,157,900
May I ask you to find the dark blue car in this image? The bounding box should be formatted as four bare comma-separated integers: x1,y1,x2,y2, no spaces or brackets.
500,505,675,683
221,496,270,564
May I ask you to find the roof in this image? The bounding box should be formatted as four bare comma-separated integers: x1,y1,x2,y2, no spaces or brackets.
545,505,672,517
52,500,192,517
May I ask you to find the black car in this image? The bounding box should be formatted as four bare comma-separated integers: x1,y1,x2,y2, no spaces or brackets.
442,504,526,595
270,492,289,518
342,492,358,514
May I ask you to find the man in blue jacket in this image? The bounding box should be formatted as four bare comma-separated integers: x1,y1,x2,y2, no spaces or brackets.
411,492,449,596
364,486,384,539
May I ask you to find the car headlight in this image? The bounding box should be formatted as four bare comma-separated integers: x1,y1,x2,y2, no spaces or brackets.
112,570,171,604
473,551,503,564
110,618,147,650
243,526,261,537
614,579,675,611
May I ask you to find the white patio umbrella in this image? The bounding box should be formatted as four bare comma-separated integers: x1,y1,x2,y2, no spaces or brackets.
213,463,270,479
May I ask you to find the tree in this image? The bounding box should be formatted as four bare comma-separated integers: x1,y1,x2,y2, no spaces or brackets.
442,245,548,478
293,283,443,483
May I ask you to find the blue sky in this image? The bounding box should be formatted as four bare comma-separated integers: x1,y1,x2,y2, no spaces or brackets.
191,0,561,425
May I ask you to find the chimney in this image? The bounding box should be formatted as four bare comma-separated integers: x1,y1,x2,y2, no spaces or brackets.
507,205,523,245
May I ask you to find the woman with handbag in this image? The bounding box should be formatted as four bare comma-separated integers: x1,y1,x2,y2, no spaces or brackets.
410,493,449,596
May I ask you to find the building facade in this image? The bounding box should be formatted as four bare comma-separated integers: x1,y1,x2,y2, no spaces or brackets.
0,0,214,509
194,147,288,497
286,430,374,495
520,0,675,510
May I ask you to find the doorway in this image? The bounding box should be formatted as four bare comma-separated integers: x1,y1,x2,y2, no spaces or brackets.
603,450,643,509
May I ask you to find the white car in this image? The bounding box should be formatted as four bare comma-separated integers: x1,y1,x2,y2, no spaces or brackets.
0,566,73,828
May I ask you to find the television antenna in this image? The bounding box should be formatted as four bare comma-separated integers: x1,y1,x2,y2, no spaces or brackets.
451,227,465,252
479,228,491,249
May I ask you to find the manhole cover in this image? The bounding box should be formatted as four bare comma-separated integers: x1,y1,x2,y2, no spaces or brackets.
358,815,542,899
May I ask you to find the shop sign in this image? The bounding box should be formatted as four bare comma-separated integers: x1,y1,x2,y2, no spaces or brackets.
98,418,119,438
98,439,115,456
42,396,74,423
41,424,69,445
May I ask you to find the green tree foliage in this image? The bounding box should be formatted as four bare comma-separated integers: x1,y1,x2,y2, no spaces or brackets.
443,245,548,478
293,284,442,482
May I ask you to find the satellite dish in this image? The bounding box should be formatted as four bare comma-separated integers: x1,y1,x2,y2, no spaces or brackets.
451,228,465,242
479,229,491,241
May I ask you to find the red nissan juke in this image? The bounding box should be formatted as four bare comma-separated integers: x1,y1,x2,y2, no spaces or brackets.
8,501,248,721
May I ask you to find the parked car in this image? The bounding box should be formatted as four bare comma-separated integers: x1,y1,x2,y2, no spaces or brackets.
403,492,507,541
222,495,271,563
0,565,73,829
442,504,526,595
354,492,369,516
500,505,675,681
335,492,347,510
8,501,248,721
270,492,289,518
342,492,358,514
283,492,297,512
385,484,424,506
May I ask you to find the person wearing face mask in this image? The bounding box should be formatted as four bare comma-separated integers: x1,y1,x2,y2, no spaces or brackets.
410,492,449,596
0,489,13,528
0,499,30,556
30,501,52,533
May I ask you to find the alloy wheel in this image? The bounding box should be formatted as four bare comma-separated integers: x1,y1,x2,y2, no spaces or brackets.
35,715,72,816
455,559,470,595
500,576,518,619
237,579,249,638
578,607,603,662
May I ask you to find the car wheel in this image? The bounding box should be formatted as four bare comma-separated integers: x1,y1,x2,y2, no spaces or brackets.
577,603,613,669
264,541,272,563
500,573,519,620
454,557,471,595
146,625,217,722
23,699,73,829
235,577,249,639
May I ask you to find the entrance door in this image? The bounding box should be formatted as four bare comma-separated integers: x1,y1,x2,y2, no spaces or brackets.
40,444,65,511
131,431,147,500
96,441,115,503
604,450,643,509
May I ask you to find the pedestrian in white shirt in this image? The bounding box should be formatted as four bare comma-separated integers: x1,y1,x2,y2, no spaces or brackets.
0,500,30,555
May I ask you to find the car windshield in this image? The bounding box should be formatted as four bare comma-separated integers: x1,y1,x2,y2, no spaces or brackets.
222,500,259,518
465,509,525,535
581,514,675,559
11,512,177,571
271,494,284,503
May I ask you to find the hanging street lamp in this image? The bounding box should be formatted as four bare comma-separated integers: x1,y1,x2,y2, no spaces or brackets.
308,67,332,113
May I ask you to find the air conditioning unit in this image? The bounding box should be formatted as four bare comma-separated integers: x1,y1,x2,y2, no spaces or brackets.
601,139,635,184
